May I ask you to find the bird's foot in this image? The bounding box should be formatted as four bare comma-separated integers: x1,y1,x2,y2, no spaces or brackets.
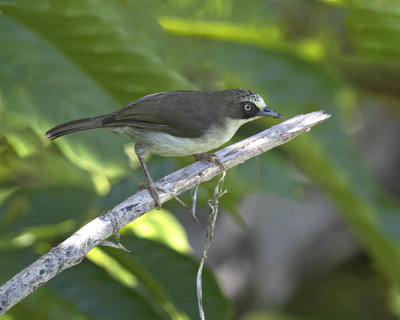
139,180,162,209
139,183,188,209
194,153,225,170
100,210,130,252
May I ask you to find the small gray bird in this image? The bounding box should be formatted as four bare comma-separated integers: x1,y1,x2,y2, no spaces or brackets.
46,89,284,207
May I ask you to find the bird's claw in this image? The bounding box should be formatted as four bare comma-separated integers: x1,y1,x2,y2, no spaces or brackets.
194,153,225,170
139,181,162,209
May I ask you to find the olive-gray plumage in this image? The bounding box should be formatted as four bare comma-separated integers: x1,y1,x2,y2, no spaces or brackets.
46,89,282,154
46,89,283,207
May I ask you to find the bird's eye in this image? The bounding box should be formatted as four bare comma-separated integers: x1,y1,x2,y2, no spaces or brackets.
244,104,252,112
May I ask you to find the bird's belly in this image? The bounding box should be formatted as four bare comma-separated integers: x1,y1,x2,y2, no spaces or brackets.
114,123,242,157
145,130,233,157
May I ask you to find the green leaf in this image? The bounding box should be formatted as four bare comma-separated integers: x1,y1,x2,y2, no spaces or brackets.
0,146,97,236
2,0,192,102
103,234,232,320
7,286,93,320
161,21,400,289
0,248,165,319
0,248,93,320
49,259,167,320
347,6,400,59
125,209,192,254
240,311,320,320
0,15,130,178
0,185,95,233
0,0,192,179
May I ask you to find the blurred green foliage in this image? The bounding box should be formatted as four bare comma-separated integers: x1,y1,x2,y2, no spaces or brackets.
0,0,400,319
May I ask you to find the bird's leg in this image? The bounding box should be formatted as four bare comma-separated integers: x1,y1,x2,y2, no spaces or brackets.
136,153,162,209
194,153,225,170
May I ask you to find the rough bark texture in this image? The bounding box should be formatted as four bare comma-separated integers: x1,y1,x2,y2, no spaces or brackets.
0,111,330,315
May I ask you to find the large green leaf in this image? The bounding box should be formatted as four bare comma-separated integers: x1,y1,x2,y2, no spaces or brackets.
1,0,191,102
7,286,93,320
0,185,94,232
49,259,167,320
1,1,400,319
0,0,192,180
0,141,97,236
0,249,166,319
0,16,130,178
329,3,400,100
0,249,92,320
156,14,400,287
103,234,232,320
347,3,400,59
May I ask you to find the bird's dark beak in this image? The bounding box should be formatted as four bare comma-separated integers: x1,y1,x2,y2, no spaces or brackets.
258,106,285,119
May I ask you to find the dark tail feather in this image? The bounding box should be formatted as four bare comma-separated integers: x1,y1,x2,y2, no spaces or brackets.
45,114,114,140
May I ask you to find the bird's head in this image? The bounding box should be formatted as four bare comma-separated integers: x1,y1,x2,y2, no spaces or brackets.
221,89,284,121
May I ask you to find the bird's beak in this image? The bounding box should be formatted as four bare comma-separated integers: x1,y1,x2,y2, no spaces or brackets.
258,106,285,119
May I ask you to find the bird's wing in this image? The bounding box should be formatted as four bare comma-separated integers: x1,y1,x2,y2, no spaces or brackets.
125,91,190,105
103,91,209,138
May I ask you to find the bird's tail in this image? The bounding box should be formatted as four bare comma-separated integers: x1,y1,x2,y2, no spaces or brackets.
45,114,115,140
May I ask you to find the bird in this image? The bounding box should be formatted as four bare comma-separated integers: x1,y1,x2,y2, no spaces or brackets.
46,89,284,208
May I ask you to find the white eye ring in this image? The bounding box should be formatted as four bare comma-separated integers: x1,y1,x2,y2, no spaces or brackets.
244,104,252,111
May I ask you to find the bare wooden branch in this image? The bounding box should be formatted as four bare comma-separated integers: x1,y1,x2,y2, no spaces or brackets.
0,111,330,315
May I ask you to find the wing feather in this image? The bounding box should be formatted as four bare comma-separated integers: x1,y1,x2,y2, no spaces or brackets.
103,91,216,138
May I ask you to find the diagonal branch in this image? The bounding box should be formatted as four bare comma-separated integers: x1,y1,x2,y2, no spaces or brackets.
0,111,330,315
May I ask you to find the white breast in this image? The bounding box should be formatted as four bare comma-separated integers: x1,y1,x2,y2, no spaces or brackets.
112,118,253,157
